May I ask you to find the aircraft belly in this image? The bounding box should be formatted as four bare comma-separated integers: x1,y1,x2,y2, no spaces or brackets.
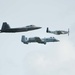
29,40,36,42
1,28,28,32
1,27,41,32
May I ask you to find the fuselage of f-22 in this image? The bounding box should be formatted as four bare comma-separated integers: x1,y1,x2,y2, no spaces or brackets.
0,22,41,33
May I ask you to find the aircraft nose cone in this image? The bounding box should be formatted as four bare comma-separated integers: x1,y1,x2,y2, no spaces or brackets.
35,27,42,29
38,27,42,29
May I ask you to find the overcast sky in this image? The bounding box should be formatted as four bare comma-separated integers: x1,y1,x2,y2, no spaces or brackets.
0,0,75,75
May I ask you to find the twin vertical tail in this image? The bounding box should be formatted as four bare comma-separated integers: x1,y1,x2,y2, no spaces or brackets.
21,35,25,43
21,35,28,44
1,22,10,31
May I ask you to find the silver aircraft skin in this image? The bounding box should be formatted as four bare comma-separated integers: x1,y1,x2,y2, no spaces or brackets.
21,35,59,45
0,22,41,33
46,27,69,36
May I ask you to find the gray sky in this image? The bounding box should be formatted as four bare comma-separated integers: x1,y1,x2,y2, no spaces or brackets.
0,0,75,75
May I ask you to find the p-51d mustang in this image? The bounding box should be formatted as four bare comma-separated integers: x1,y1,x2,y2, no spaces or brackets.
46,27,69,36
21,35,59,45
0,22,41,33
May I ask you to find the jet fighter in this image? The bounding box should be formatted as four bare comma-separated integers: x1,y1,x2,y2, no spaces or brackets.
21,35,59,45
46,27,69,36
0,22,41,33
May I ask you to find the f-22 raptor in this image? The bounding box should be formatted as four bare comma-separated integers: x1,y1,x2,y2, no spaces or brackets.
46,27,69,36
21,35,59,45
0,22,41,33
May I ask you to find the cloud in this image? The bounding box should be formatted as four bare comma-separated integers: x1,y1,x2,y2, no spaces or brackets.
58,37,75,62
23,37,75,75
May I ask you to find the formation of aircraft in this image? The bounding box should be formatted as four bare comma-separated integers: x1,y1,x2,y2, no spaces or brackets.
46,27,69,36
0,22,41,33
0,22,70,45
21,35,59,45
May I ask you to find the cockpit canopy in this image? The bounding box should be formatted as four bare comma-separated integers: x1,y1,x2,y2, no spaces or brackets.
26,25,35,28
50,37,55,39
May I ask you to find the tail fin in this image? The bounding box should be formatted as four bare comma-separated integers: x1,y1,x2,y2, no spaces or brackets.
68,28,69,36
46,27,51,33
21,35,28,44
46,27,49,33
21,35,25,42
1,22,10,31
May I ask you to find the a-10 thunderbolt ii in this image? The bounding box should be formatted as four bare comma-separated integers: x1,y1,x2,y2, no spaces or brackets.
46,27,69,36
21,35,59,45
0,22,41,33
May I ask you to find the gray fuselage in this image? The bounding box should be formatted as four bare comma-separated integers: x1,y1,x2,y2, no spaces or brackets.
0,27,41,33
21,36,59,45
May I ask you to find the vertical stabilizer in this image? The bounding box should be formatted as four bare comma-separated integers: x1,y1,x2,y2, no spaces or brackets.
21,35,25,43
21,35,28,44
46,27,49,33
46,27,51,33
1,22,10,31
